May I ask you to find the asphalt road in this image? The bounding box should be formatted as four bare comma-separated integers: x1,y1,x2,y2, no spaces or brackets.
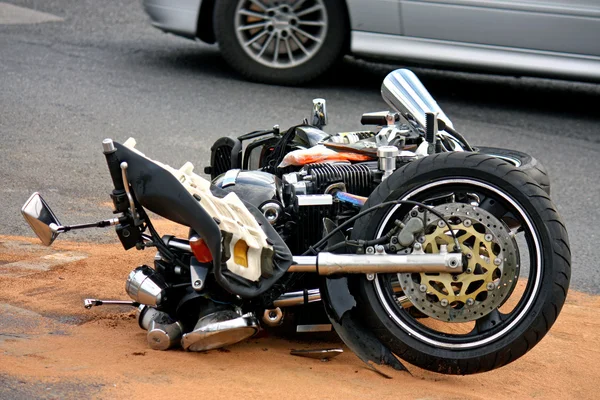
1,0,599,294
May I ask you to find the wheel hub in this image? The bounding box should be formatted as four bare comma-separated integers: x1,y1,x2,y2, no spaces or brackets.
399,203,520,322
234,0,328,68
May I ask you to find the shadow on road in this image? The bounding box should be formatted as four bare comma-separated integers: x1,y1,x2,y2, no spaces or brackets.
139,46,600,126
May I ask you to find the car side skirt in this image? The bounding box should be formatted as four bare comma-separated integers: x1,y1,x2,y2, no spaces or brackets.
351,31,600,82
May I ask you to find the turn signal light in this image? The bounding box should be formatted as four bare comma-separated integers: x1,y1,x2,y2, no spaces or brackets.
233,240,249,268
189,236,213,263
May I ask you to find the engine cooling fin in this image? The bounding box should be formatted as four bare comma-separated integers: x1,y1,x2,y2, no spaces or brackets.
305,163,374,197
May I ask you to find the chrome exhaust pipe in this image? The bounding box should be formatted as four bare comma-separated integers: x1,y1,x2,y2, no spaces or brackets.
271,284,413,309
273,289,321,308
289,252,462,275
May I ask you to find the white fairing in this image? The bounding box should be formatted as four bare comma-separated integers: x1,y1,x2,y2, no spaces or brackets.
123,138,271,282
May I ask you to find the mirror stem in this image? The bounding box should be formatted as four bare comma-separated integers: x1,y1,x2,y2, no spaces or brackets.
51,217,120,233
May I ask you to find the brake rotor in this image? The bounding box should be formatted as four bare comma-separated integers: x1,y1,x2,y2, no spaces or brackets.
398,203,519,322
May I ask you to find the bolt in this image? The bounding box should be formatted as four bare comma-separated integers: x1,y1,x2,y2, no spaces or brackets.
448,259,458,268
466,253,473,259
494,258,502,266
466,268,472,274
193,280,202,288
389,245,397,252
463,219,472,227
484,233,493,242
440,299,449,307
366,273,375,281
366,246,375,254
375,245,385,254
452,275,459,282
417,236,426,243
437,220,446,228
390,236,399,245
487,282,496,291
419,284,427,293
413,242,422,251
466,298,475,306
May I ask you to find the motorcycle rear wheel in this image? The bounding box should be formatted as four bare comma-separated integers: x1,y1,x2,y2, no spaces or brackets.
475,146,551,195
351,152,570,374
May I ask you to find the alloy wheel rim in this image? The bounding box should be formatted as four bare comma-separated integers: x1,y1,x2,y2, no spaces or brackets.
373,178,543,350
234,0,328,69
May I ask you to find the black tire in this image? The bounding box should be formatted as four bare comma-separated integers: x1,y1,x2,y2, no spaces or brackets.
213,0,348,85
475,146,551,195
351,152,570,374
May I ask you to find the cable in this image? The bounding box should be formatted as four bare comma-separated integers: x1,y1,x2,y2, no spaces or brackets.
302,199,461,256
442,125,474,151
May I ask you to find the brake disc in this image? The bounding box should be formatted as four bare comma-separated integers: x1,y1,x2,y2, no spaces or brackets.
398,203,519,322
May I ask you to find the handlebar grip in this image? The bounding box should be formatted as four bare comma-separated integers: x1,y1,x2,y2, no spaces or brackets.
103,139,129,213
103,139,125,191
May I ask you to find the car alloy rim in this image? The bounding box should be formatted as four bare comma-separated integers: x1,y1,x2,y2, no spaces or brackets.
234,0,328,69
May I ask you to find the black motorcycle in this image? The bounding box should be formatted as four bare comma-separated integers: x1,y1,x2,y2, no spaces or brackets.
21,69,570,375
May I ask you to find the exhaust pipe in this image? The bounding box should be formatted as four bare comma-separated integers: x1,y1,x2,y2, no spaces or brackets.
289,252,462,275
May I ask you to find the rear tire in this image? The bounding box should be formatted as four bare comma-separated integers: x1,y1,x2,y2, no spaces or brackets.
351,152,570,374
475,146,550,195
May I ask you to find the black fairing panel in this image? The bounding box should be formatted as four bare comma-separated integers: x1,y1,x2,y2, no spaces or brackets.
113,142,292,298
319,218,408,373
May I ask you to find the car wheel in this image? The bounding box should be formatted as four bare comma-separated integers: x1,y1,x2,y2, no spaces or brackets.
214,0,347,85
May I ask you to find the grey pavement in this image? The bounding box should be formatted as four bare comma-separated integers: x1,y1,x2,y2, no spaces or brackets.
1,0,599,293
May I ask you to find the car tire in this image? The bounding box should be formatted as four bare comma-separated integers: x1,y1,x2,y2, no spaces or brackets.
214,0,348,85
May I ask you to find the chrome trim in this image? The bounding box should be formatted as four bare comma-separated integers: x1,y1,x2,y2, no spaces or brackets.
102,138,115,153
289,253,462,275
262,307,284,326
125,266,168,307
181,311,260,352
120,162,141,225
352,32,600,82
21,192,61,246
373,178,542,350
296,324,332,333
381,68,453,130
296,194,333,206
147,319,183,351
221,169,240,188
273,289,321,307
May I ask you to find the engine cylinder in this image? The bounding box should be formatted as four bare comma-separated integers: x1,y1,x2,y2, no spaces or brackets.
305,163,374,196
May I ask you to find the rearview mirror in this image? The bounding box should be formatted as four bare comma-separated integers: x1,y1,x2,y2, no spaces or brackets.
21,192,61,246
381,69,453,131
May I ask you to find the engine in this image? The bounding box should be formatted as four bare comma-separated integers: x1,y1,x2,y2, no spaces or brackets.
213,162,385,254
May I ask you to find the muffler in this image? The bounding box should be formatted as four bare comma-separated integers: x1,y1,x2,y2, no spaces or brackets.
289,251,462,275
181,310,260,352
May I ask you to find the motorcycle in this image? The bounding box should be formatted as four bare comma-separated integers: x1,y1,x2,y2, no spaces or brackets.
21,69,570,375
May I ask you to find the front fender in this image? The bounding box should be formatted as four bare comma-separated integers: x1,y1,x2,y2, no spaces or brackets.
319,219,408,374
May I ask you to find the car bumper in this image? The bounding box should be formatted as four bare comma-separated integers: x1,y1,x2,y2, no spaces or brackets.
142,0,202,39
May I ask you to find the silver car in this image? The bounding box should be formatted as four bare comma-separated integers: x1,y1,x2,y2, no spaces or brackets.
142,0,600,85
